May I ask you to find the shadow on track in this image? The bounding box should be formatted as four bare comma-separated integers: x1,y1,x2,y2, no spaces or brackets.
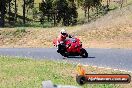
88,56,95,58
67,56,95,59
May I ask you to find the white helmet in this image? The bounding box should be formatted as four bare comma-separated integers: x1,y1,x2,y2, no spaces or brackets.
60,29,67,35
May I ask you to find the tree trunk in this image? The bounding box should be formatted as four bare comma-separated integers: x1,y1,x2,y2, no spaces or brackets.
14,0,17,22
23,0,26,24
96,6,99,17
106,0,109,10
8,0,11,24
120,0,123,8
84,9,87,17
87,7,90,22
48,13,50,22
53,13,56,26
1,0,5,27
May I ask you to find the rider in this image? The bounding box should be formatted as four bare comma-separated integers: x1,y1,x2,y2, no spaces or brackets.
57,29,72,52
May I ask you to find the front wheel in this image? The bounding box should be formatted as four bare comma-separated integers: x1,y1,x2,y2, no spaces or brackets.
80,48,88,58
76,75,86,85
60,52,69,57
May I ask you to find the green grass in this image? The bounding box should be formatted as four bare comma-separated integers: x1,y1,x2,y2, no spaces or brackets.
0,56,122,88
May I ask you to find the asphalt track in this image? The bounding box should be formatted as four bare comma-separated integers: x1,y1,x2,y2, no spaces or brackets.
0,48,132,72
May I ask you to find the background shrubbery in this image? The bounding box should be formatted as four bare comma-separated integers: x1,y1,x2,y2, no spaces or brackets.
0,0,129,27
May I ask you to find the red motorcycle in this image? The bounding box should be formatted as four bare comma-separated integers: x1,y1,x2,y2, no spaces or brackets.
53,37,88,58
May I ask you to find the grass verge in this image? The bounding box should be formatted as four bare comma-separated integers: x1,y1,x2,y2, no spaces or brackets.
0,56,131,88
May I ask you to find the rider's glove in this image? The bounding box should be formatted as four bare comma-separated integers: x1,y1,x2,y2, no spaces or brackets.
69,35,72,38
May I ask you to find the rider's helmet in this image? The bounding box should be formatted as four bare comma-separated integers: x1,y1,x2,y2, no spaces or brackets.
60,29,67,36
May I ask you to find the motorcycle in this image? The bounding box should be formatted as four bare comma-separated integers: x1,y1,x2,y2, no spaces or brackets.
53,37,88,58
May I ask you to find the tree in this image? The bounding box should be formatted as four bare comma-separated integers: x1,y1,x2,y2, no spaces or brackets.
39,0,55,26
8,0,11,23
83,0,93,21
66,0,78,25
0,0,18,26
76,0,102,22
23,0,26,24
25,0,34,16
22,0,35,24
0,0,7,27
14,0,17,22
106,0,110,10
39,0,53,22
53,0,78,26
8,0,15,24
93,0,102,16
75,0,83,7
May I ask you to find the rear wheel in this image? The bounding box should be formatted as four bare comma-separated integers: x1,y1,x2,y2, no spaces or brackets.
80,48,88,58
63,52,69,57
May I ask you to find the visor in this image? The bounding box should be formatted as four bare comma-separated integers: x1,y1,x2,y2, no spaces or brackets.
61,33,66,35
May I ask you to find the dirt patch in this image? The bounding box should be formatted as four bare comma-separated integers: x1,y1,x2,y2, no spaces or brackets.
0,25,132,48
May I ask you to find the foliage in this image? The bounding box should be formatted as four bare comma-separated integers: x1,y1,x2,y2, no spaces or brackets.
0,0,8,27
1,0,131,27
39,0,78,26
53,0,78,26
39,0,53,23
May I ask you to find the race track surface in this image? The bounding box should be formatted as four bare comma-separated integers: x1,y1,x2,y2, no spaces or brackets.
0,48,132,71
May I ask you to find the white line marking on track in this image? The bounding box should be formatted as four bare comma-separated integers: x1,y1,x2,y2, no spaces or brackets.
83,65,132,73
